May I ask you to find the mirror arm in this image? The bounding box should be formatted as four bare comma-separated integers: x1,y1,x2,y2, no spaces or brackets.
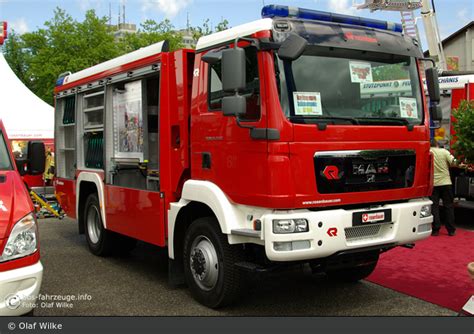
419,57,436,67
233,37,260,50
236,118,254,130
258,40,281,51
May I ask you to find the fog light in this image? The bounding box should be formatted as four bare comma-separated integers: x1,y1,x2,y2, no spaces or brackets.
274,240,311,251
418,223,432,233
273,219,309,234
274,241,292,251
420,205,432,218
292,240,311,250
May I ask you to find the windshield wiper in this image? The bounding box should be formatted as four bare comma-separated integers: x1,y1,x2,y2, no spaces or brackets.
289,115,360,129
356,117,415,131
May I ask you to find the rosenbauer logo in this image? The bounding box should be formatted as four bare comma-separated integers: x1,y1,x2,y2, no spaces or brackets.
361,212,385,223
322,166,340,180
327,228,338,237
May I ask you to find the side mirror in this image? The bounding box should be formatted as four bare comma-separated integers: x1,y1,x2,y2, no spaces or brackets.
425,67,440,104
27,141,45,175
278,34,308,61
221,48,246,92
222,95,246,117
430,104,443,123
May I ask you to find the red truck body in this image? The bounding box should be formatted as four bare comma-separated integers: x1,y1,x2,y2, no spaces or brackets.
53,5,436,307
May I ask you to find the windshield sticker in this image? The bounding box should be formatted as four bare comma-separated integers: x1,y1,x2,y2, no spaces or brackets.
293,92,323,116
349,61,373,84
399,97,418,118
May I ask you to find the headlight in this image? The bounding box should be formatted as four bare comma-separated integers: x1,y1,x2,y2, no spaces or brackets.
273,219,309,234
0,213,38,262
420,205,432,218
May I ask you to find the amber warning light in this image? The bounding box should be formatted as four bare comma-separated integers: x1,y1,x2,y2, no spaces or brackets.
0,22,7,46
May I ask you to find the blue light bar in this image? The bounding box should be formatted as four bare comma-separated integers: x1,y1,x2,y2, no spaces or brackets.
262,4,403,33
56,77,65,86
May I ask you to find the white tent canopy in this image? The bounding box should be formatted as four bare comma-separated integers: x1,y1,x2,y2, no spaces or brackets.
0,53,54,139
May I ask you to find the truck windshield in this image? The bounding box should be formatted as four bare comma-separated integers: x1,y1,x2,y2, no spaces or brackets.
0,131,13,170
277,46,423,126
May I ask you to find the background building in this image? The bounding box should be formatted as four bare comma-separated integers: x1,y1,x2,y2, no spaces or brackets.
425,21,474,71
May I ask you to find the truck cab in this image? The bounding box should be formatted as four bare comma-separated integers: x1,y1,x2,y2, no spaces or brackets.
0,120,43,315
170,5,440,306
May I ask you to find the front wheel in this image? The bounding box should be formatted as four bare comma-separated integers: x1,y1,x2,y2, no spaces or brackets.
84,194,115,256
183,217,245,308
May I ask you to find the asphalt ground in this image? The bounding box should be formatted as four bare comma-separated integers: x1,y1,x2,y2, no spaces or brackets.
32,207,474,316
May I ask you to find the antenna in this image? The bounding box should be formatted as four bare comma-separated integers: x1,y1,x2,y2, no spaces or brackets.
109,2,112,26
118,5,121,25
187,12,190,31
123,4,126,24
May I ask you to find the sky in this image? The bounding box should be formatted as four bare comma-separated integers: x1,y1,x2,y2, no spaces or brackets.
0,0,473,52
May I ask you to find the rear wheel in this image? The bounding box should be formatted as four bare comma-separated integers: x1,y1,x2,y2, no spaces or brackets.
183,217,245,308
326,255,379,282
84,194,115,256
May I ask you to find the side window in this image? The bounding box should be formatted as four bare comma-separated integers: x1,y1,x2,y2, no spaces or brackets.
208,46,260,121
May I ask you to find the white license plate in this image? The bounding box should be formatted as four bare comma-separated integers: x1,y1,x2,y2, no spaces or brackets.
361,212,385,223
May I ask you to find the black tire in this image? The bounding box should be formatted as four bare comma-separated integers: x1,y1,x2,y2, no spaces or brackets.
84,194,115,256
183,217,245,308
326,256,379,282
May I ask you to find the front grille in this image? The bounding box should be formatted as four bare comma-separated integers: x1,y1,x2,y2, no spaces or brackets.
344,224,384,241
314,150,416,194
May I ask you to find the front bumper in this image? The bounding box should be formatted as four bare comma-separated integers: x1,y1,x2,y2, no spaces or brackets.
0,261,43,316
263,199,432,261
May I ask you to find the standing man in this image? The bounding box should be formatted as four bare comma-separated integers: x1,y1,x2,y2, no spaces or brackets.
430,140,456,236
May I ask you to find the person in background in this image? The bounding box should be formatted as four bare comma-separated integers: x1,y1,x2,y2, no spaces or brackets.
430,139,457,236
43,148,55,186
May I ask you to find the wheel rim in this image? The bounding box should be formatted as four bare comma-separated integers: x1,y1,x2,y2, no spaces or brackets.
86,204,101,244
189,235,219,291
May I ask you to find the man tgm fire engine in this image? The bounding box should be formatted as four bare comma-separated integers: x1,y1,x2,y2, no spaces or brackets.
53,5,442,307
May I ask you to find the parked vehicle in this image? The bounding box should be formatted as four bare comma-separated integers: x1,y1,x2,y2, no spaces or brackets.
436,75,474,205
53,4,441,308
0,119,44,315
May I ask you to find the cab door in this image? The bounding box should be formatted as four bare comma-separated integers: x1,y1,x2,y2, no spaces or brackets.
191,46,270,206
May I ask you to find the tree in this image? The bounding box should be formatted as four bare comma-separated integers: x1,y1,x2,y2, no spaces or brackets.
2,7,230,104
2,30,31,89
452,100,474,163
191,17,229,41
118,19,183,53
14,8,119,105
215,19,229,32
191,19,212,41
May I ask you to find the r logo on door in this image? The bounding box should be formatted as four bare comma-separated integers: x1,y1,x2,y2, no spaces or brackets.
323,166,340,180
327,228,338,237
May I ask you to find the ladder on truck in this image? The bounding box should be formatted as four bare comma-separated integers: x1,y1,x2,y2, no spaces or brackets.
354,0,447,70
400,10,421,42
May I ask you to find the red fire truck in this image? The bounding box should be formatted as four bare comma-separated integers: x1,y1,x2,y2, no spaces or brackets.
53,5,442,307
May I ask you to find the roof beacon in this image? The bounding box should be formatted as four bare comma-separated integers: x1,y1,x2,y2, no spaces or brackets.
261,4,403,33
